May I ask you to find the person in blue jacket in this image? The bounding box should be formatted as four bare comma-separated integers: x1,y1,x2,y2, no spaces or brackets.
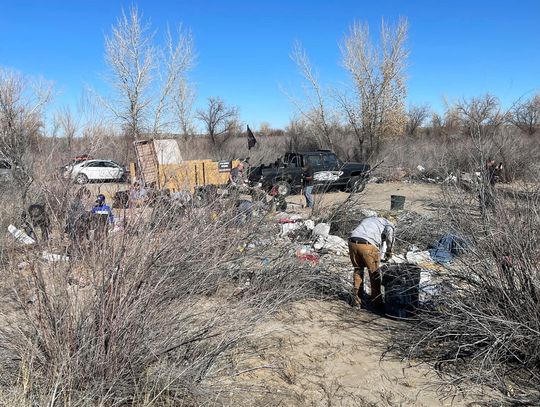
91,194,115,224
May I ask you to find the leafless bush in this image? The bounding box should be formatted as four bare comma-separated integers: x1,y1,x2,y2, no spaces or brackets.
510,94,540,136
0,177,351,406
390,184,540,405
405,104,430,136
379,126,540,183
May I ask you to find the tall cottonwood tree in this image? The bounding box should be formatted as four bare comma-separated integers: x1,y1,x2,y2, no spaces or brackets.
340,18,409,154
101,7,195,158
290,42,335,150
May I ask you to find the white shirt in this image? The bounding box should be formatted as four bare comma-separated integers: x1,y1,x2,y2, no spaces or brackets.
350,216,395,251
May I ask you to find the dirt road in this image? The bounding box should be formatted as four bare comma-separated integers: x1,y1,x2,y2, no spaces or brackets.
288,182,442,215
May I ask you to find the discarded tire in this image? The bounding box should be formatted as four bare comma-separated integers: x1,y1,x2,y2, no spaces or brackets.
347,176,366,193
273,180,291,197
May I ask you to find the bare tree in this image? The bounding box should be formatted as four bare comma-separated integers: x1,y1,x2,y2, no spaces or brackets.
196,97,239,145
100,7,195,159
54,106,79,150
340,18,409,153
455,94,508,137
173,77,196,138
333,90,365,155
454,95,509,218
0,68,53,195
510,94,540,136
289,41,335,149
152,25,195,136
104,7,154,144
405,104,430,136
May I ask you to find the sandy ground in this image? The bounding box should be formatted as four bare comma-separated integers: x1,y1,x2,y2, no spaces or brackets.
288,182,443,215
222,299,479,406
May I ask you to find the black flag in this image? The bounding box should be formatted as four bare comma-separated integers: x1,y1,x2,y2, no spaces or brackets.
247,125,257,150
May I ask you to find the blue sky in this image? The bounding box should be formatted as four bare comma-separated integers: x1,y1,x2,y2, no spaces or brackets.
0,0,539,130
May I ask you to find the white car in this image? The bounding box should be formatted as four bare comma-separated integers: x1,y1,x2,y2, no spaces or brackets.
65,159,125,184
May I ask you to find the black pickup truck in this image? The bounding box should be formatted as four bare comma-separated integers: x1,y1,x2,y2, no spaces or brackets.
248,150,370,196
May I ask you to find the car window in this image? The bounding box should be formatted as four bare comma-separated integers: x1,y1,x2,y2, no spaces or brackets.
289,155,301,167
305,154,322,167
85,162,100,168
322,154,339,167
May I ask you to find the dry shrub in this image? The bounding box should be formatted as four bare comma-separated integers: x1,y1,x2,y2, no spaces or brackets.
391,184,540,404
0,179,351,406
379,128,540,183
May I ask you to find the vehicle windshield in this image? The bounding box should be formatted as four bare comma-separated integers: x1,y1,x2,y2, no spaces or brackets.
323,153,342,168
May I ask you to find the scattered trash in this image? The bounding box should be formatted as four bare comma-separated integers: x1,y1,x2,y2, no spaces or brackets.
368,176,383,184
295,245,312,256
42,251,69,262
312,223,330,238
277,217,296,224
429,234,467,263
405,250,433,265
419,270,439,304
280,222,302,236
296,252,320,265
303,219,315,230
286,202,303,209
313,235,348,256
417,165,426,172
8,224,36,245
360,209,378,218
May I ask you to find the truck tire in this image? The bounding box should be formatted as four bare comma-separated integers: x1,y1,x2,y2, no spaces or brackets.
273,180,291,197
75,173,89,184
347,176,366,193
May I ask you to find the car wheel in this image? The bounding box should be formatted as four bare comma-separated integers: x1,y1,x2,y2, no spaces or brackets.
75,173,89,184
273,180,291,197
347,176,366,193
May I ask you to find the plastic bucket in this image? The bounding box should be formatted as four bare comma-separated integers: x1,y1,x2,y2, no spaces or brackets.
381,264,421,318
390,195,406,210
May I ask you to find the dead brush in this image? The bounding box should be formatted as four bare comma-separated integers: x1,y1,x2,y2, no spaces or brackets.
0,185,353,406
389,185,540,404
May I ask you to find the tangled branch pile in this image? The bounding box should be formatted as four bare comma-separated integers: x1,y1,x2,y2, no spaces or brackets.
391,188,540,405
0,185,349,406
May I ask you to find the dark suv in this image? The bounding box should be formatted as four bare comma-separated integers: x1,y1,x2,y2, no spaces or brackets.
0,159,13,182
248,150,370,196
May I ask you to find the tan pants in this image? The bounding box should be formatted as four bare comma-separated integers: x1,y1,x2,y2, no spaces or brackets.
348,242,383,309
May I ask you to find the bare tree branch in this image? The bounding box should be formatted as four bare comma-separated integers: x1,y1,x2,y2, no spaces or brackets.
196,97,240,145
340,18,409,153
